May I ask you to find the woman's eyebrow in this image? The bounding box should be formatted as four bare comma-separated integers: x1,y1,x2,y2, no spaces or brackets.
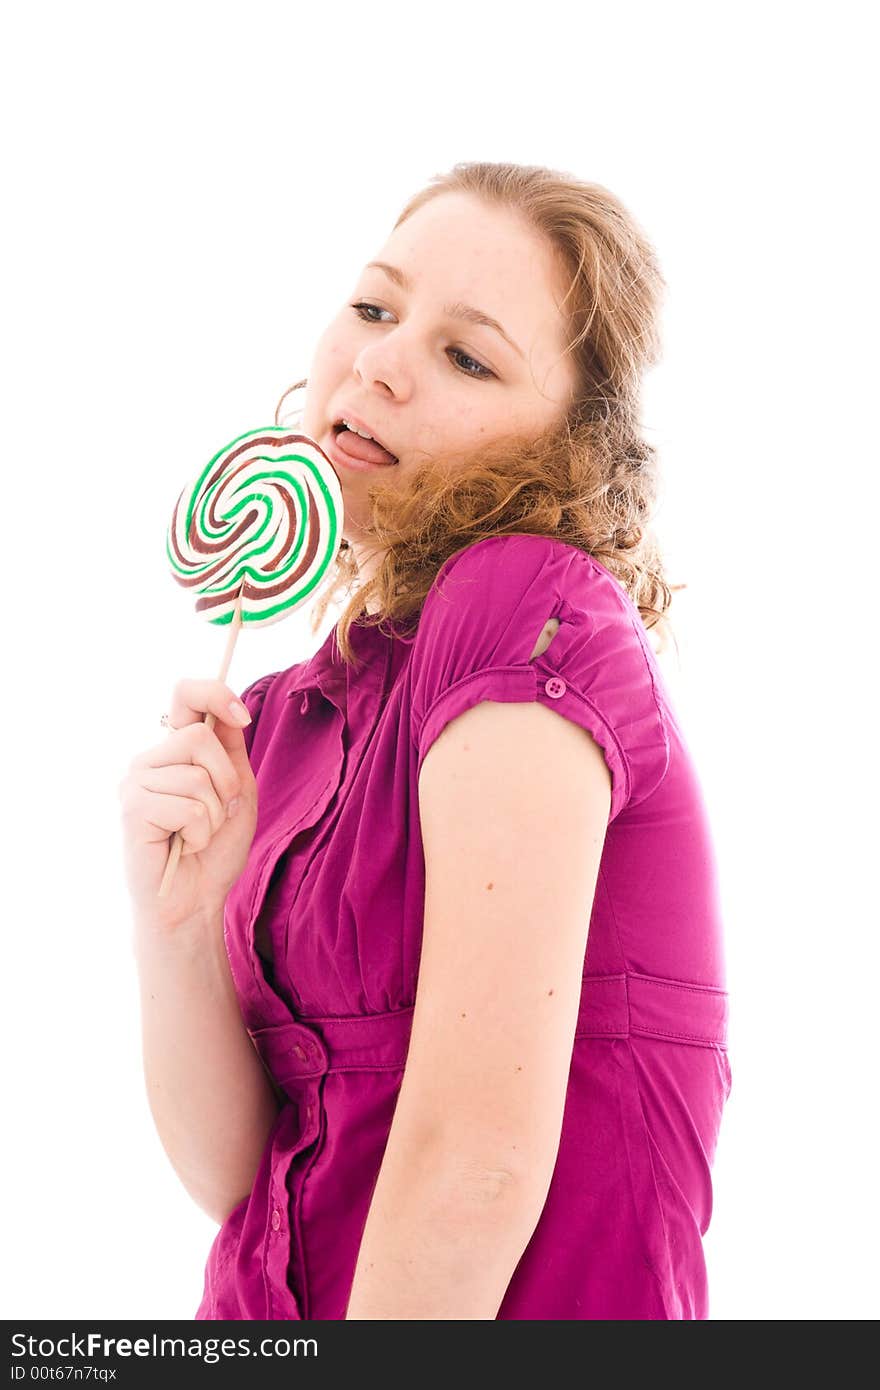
365,260,525,360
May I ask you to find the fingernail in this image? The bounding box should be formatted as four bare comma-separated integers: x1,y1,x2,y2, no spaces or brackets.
227,797,240,818
229,701,251,725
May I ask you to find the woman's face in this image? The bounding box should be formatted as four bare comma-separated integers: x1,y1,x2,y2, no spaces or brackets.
300,191,577,557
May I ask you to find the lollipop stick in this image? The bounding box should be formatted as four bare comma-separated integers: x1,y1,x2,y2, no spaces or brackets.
157,583,246,899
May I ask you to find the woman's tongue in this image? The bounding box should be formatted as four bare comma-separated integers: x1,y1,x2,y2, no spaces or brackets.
336,426,397,466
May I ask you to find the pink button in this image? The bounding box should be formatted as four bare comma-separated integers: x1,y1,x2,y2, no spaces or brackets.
271,1208,281,1232
300,693,309,714
545,677,566,699
293,1043,307,1060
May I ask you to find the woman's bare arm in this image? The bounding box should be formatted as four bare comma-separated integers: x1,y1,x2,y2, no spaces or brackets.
133,910,282,1225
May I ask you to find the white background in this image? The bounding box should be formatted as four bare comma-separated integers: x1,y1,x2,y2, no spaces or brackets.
3,0,877,1322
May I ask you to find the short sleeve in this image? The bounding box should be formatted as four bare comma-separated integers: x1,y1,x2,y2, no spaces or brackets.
236,671,280,761
409,534,669,824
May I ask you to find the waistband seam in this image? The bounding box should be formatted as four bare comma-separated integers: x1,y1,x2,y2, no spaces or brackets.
625,971,728,998
293,972,728,1027
249,970,729,1091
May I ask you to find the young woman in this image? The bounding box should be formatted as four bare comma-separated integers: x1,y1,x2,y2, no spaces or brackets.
120,161,731,1320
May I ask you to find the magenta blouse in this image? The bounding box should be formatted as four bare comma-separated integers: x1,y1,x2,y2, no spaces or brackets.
194,533,731,1321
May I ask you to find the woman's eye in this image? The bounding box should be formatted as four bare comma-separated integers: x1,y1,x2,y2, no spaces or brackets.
351,300,392,324
349,302,494,380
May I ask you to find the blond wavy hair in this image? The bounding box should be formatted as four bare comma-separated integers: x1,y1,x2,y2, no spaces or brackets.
276,160,685,673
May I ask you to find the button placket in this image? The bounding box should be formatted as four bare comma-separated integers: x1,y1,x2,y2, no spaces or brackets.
244,680,347,1006
247,1007,417,1320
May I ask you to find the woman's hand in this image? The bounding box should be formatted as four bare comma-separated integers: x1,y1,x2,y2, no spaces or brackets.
118,680,258,933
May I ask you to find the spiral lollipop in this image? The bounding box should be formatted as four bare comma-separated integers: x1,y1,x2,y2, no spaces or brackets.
167,425,344,626
158,426,345,897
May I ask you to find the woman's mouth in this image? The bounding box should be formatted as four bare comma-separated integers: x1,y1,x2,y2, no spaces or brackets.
330,420,399,467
